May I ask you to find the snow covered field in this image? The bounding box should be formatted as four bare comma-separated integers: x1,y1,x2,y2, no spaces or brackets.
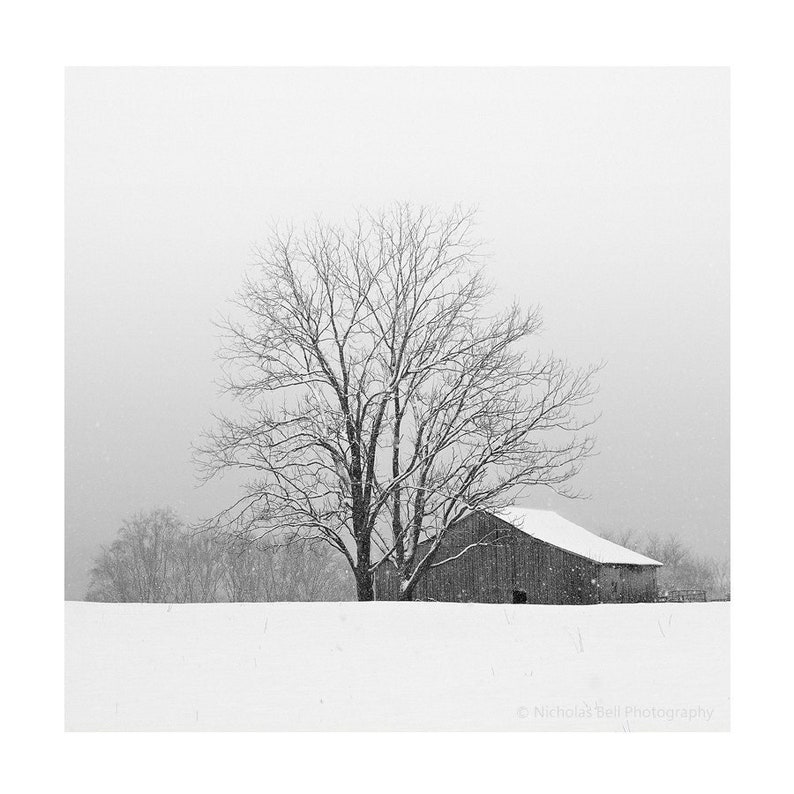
65,601,729,731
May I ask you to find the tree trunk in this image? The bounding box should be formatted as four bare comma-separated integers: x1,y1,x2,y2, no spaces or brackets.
356,571,375,601
354,525,374,601
398,578,415,601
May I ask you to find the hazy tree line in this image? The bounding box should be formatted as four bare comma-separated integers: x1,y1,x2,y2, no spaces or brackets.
87,509,729,602
86,508,355,603
599,528,730,600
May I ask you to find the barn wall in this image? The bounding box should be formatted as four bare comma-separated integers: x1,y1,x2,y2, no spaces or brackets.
415,514,500,603
597,564,658,603
373,513,644,605
373,513,501,602
511,527,600,605
373,562,399,600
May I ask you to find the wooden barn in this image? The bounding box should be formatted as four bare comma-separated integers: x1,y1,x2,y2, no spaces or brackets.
374,508,662,604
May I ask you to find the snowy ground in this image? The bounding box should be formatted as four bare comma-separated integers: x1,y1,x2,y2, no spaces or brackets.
66,601,729,731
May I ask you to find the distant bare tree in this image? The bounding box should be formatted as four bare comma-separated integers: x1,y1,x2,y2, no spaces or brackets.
172,529,227,603
643,532,664,564
87,508,182,603
220,536,353,601
87,509,354,602
659,534,690,571
220,534,273,602
593,526,641,552
708,557,731,599
197,204,598,600
275,542,355,601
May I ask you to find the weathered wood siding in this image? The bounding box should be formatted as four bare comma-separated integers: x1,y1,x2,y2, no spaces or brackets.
597,564,657,603
373,512,658,605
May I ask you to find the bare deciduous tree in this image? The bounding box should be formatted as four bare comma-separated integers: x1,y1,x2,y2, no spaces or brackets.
598,526,639,552
87,509,354,602
87,508,182,603
222,537,354,602
707,557,731,599
173,529,227,603
197,204,598,600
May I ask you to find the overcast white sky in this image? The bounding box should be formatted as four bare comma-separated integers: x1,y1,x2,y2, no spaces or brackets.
65,68,728,599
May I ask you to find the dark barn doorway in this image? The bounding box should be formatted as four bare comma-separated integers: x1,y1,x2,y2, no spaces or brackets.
512,589,527,604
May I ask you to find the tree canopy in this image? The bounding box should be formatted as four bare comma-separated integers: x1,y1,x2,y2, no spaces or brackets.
197,204,598,599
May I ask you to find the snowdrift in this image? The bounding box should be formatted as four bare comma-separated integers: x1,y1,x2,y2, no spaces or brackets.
65,601,729,731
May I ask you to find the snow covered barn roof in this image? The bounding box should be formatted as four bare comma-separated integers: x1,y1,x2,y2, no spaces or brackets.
493,508,662,567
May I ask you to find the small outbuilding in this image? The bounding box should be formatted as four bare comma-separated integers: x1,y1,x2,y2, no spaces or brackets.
374,508,662,604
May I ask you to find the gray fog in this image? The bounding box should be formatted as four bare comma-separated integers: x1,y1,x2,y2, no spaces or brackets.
65,68,728,599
